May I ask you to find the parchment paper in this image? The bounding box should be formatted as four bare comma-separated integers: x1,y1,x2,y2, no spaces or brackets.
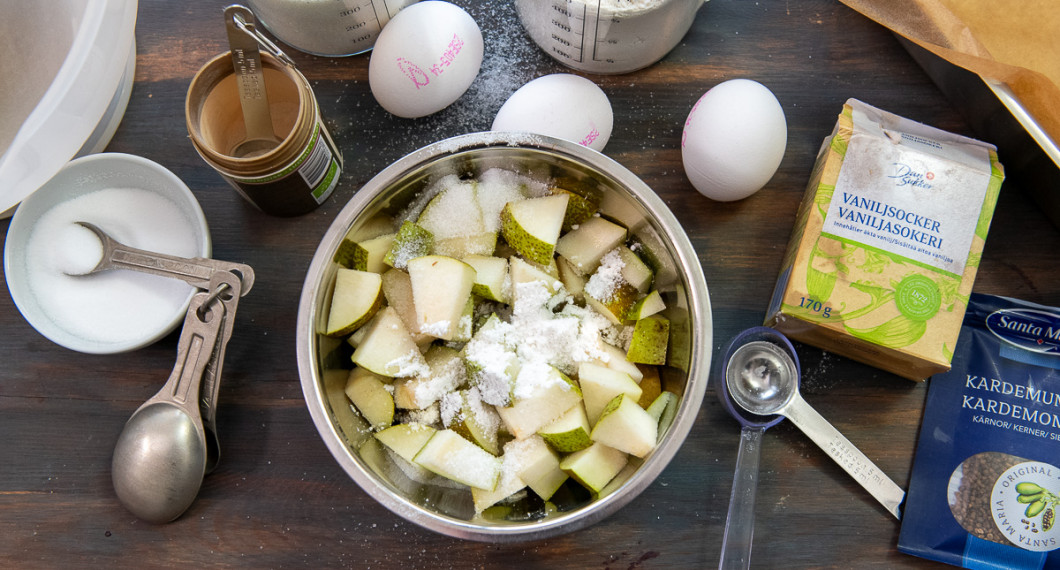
838,0,1060,146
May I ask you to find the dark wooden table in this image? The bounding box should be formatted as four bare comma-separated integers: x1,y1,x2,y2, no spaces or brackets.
3,1,1059,567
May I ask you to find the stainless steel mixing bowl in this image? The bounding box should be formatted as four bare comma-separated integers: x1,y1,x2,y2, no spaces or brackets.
296,132,711,541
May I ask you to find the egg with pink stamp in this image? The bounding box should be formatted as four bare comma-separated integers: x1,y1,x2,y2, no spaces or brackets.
492,74,613,152
368,1,484,119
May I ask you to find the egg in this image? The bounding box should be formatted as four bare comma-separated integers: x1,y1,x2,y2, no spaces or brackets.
681,79,787,201
492,74,613,152
368,1,484,119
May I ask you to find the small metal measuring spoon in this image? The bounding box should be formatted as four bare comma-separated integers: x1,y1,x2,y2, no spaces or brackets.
724,330,906,520
716,327,789,570
111,292,225,523
225,4,285,158
68,221,255,295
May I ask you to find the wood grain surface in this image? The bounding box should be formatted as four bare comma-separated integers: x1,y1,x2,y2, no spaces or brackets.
3,1,1059,568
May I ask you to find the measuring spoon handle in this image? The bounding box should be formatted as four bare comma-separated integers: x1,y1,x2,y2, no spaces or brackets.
782,394,905,520
720,426,765,570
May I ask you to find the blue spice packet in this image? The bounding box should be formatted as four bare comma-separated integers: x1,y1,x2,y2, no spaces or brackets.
899,293,1060,568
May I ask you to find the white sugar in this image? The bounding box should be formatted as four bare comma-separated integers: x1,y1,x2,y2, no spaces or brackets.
584,248,626,302
53,223,104,275
24,187,200,344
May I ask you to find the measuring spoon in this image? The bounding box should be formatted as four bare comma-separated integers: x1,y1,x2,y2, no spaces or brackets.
225,4,282,158
725,334,905,520
67,221,254,296
111,292,224,523
715,327,788,570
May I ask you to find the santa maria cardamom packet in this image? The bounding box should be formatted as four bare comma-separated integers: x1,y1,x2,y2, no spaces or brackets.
766,99,1003,380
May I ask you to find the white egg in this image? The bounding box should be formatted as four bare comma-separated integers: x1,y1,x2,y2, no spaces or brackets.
368,1,484,119
492,74,613,152
681,79,787,201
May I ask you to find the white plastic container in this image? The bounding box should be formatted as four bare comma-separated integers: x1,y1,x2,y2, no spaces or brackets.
0,0,138,218
516,0,706,74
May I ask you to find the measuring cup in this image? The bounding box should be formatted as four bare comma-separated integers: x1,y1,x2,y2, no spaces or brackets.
724,329,906,520
515,0,706,74
715,327,788,570
245,0,418,57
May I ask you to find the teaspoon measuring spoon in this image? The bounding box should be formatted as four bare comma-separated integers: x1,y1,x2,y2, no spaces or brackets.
725,334,905,520
225,4,283,158
716,327,789,570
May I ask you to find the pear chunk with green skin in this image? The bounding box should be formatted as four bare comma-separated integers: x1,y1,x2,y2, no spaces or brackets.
508,256,561,300
445,388,502,455
407,255,476,341
375,422,437,462
351,306,429,378
627,290,666,320
462,314,520,407
538,403,592,453
646,391,680,441
590,394,658,458
384,221,433,270
413,429,502,491
616,246,654,293
556,255,587,301
380,268,434,347
559,442,628,495
500,193,569,265
590,341,644,383
508,435,568,500
636,365,663,408
345,367,395,430
324,268,384,337
554,216,628,274
496,363,582,439
471,449,527,513
626,314,669,365
550,187,598,232
417,177,496,258
462,255,510,303
333,233,395,273
577,362,642,426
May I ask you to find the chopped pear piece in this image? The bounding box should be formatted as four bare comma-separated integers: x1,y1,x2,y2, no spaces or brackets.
627,290,666,320
324,268,384,337
413,429,502,491
407,255,476,341
471,450,527,513
462,255,511,303
351,306,429,377
590,341,645,383
345,367,395,430
500,194,569,264
333,233,395,273
559,442,628,495
556,255,587,301
507,435,568,500
554,216,628,274
578,362,642,426
508,256,561,303
551,187,598,231
392,345,466,410
417,177,496,258
384,221,433,270
636,365,663,408
444,388,502,455
626,314,670,365
379,268,434,346
496,363,582,439
616,246,654,293
537,403,592,453
590,394,658,458
374,422,437,462
646,391,680,440
462,314,520,406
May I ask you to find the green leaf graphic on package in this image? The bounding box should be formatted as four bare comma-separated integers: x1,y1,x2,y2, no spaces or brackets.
1015,481,1058,531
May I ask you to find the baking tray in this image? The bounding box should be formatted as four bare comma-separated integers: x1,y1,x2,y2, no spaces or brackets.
898,37,1060,229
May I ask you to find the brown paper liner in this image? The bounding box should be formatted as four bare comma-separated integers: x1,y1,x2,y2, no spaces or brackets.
838,0,1060,147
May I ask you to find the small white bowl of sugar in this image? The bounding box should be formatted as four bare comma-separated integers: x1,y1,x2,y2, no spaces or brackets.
4,153,211,354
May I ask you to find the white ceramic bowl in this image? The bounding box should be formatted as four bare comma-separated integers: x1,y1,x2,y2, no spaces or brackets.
4,153,211,354
297,133,711,541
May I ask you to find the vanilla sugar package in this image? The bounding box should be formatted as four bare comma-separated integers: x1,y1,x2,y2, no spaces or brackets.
899,293,1060,568
765,99,1004,380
